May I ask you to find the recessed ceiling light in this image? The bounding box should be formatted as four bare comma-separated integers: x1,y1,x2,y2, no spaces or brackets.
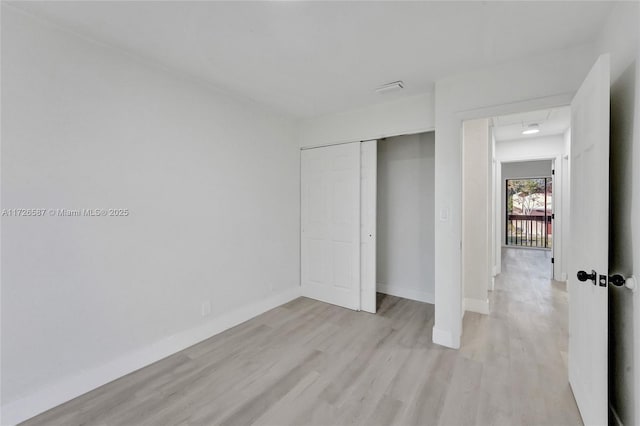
375,81,404,94
522,123,540,135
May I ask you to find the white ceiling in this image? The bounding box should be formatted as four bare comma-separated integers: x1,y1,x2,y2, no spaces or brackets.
8,1,614,118
492,106,571,142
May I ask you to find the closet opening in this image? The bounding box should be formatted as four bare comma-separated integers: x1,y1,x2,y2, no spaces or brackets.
376,132,435,309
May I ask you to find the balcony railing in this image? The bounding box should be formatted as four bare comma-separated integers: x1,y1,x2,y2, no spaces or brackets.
506,214,552,248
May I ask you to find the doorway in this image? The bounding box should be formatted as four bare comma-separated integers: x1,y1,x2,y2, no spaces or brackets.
460,107,570,312
505,175,553,249
376,133,435,305
457,54,610,426
491,107,571,282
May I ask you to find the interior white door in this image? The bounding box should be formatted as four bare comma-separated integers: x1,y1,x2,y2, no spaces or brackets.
360,140,377,313
301,142,361,310
568,54,610,426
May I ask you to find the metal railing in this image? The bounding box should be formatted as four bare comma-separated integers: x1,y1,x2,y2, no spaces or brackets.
506,214,552,248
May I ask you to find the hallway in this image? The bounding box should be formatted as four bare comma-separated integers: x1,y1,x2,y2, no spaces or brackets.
461,247,582,425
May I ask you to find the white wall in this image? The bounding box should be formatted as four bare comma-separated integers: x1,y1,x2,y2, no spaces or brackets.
495,135,566,161
433,43,596,349
376,133,435,304
462,119,490,314
596,3,640,425
501,159,552,180
1,7,300,424
298,93,435,148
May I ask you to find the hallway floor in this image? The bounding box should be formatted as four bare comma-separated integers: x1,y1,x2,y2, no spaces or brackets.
23,248,581,425
461,247,582,425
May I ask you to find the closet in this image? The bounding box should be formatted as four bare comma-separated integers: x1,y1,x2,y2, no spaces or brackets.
377,133,435,304
300,132,434,313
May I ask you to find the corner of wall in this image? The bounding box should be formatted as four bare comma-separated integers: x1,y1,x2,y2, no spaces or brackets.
463,298,490,315
432,326,461,349
377,283,434,305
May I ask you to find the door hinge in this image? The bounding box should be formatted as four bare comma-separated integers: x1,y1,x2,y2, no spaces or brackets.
552,170,555,175
551,213,555,219
551,257,554,264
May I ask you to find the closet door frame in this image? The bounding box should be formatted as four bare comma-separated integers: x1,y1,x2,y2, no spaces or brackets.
300,129,432,312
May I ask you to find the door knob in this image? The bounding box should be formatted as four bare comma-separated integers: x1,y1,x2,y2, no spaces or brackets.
609,274,638,291
609,274,626,287
577,270,597,284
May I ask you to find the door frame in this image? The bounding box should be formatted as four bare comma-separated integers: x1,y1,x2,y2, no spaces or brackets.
453,93,573,343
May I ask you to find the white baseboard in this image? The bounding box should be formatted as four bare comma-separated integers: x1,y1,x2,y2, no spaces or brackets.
432,326,460,349
377,283,434,304
464,297,490,315
1,287,301,426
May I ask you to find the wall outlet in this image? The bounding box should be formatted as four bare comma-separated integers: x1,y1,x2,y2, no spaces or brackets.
201,300,211,316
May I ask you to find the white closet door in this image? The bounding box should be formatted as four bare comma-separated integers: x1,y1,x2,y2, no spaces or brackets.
301,142,361,310
360,140,377,313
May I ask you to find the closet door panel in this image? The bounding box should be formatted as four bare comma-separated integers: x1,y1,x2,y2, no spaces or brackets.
301,143,360,310
360,140,377,313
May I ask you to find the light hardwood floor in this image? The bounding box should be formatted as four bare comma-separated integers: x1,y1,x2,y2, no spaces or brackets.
22,248,581,425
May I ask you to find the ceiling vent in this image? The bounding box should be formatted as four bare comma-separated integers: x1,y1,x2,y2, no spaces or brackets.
522,123,540,135
375,81,404,94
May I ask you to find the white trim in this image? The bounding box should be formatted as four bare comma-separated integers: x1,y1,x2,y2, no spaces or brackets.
377,283,434,304
432,326,460,349
454,93,574,120
463,297,490,315
1,287,301,426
